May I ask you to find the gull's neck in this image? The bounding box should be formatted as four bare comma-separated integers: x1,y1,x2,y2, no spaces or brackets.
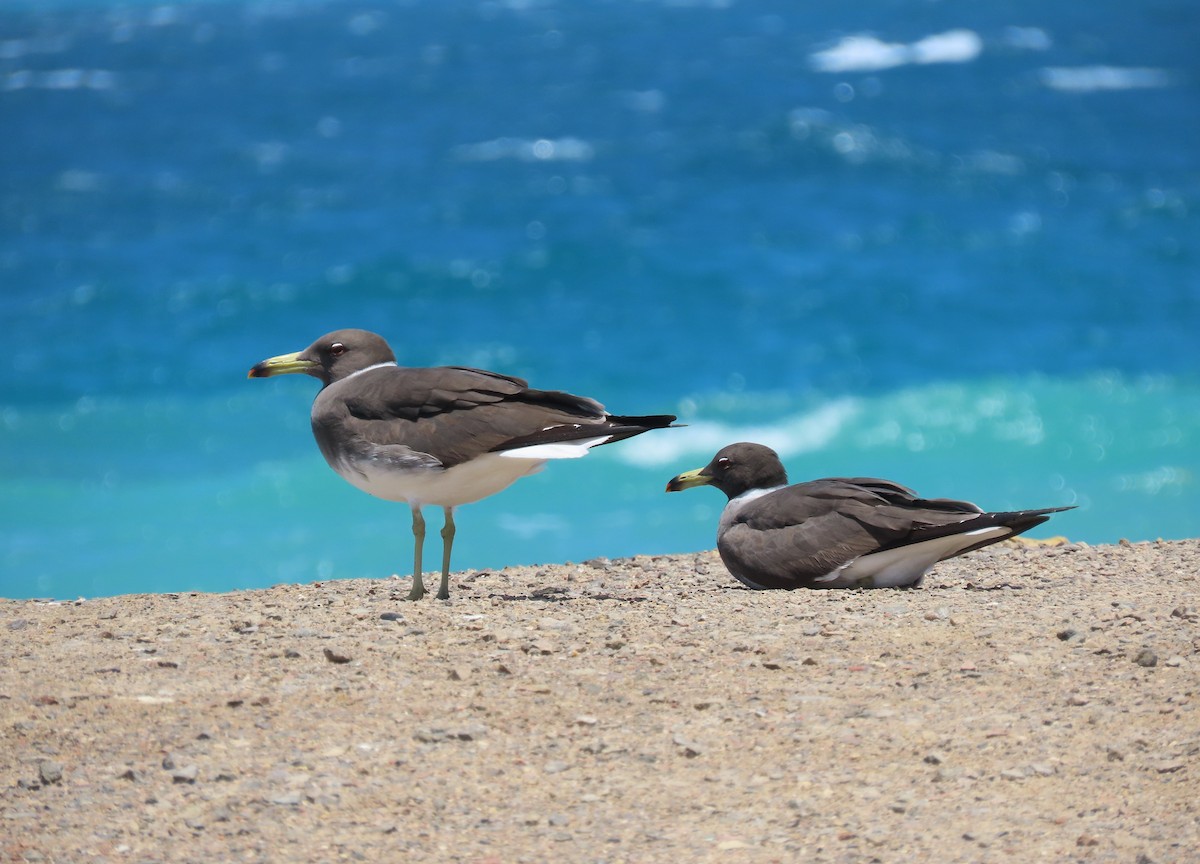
340,361,398,382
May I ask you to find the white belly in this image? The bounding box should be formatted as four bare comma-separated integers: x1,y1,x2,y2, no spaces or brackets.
817,525,1011,588
335,452,548,508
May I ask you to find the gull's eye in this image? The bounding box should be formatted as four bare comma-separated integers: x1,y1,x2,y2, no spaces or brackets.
716,456,732,471
329,342,346,357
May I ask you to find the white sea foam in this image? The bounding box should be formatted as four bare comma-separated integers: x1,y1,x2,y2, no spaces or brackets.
809,29,982,73
909,30,984,65
1039,66,1171,92
451,136,595,162
1114,466,1190,495
617,381,1066,470
809,36,911,73
4,68,117,91
0,35,71,60
612,398,862,467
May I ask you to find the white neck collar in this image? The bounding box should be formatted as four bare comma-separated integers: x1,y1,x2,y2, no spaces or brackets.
341,360,398,381
730,485,787,504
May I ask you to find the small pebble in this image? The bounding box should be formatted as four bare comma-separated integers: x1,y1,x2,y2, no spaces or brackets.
718,839,752,850
171,765,199,784
323,648,352,664
454,725,487,741
1134,648,1157,668
527,639,557,655
414,724,487,743
673,734,703,758
38,761,63,785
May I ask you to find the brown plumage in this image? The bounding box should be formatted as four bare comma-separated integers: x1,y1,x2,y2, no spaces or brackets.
667,442,1073,589
250,329,676,599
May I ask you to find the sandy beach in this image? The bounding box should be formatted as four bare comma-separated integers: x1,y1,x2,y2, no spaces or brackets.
2,538,1197,863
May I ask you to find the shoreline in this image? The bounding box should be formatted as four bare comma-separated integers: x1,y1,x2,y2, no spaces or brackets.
3,538,1197,862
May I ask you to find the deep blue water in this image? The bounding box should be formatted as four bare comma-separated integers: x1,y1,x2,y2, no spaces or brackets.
2,0,1197,600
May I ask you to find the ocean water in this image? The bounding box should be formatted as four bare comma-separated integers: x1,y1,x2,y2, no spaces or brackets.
2,0,1197,600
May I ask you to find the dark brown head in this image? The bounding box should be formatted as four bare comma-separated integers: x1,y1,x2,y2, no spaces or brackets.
665,442,789,500
248,329,397,387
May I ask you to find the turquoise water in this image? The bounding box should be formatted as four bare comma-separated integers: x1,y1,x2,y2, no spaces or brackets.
2,0,1197,599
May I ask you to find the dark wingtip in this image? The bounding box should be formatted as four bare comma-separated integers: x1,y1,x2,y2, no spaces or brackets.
1000,504,1077,539
608,413,679,429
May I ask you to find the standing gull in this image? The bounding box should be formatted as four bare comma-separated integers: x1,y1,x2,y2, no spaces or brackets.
250,329,676,600
666,442,1073,589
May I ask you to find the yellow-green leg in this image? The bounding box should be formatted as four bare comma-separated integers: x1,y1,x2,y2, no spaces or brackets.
437,507,456,600
406,505,427,601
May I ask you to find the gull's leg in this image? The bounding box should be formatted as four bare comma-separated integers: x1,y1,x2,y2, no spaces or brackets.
436,507,456,600
406,504,427,601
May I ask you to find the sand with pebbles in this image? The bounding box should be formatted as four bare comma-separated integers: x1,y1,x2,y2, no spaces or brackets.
2,538,1198,863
